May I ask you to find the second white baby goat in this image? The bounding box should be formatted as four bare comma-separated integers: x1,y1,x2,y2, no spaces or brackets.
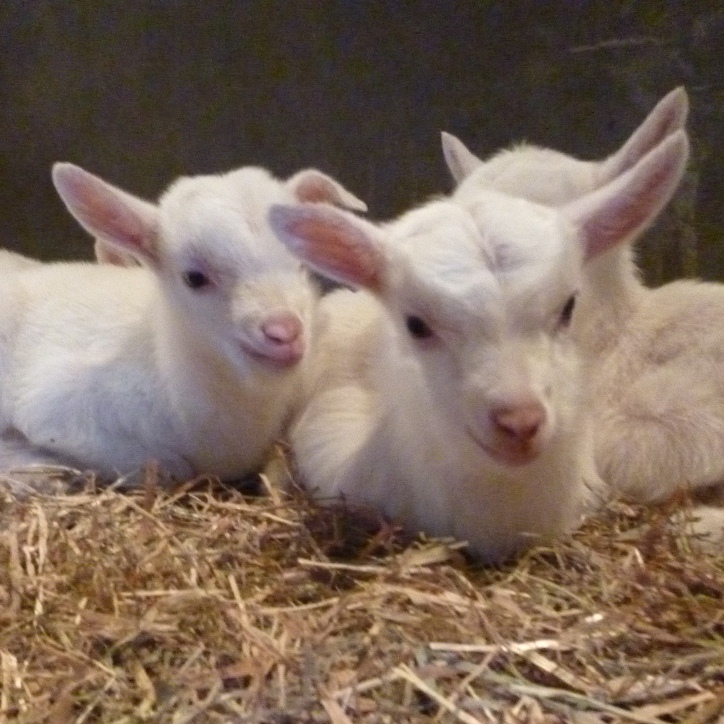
268,131,687,562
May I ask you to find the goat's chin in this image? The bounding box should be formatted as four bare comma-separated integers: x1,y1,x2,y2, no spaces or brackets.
465,427,542,467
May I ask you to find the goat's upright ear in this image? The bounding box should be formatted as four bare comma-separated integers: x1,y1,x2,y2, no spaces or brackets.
94,239,141,267
441,131,483,183
564,130,689,261
269,203,385,292
286,169,367,212
53,163,161,267
598,87,689,185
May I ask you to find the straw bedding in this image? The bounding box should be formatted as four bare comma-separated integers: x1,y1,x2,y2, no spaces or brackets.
0,449,722,723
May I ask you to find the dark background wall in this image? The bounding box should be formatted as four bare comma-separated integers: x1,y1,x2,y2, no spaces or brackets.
1,2,722,284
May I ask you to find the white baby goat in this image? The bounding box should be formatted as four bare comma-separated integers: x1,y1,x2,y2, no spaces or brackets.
443,89,724,508
268,131,687,562
0,163,365,488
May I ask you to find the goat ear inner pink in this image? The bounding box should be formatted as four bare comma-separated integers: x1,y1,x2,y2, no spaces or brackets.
286,215,383,291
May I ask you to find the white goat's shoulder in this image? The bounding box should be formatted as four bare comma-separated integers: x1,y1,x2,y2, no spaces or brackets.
0,263,169,470
313,289,382,369
588,276,724,502
592,278,724,407
290,288,385,503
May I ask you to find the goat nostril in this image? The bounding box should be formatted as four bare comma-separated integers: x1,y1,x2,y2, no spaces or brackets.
261,314,303,345
491,403,545,442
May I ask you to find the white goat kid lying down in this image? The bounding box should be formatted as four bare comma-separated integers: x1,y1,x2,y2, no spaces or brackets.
269,132,687,562
0,164,365,489
443,89,724,510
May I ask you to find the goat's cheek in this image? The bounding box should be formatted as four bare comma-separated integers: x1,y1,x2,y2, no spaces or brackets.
423,347,465,409
533,342,579,442
522,338,553,398
461,385,494,440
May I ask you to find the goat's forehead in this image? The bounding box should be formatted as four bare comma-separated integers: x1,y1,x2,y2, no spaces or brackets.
466,193,578,273
389,201,493,272
384,203,497,312
161,169,288,228
389,195,582,322
157,173,296,270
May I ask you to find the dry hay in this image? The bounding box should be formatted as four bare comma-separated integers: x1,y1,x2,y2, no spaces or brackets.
0,451,723,723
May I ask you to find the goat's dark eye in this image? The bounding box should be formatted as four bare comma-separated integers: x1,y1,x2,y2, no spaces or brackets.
559,295,576,327
406,315,433,339
183,270,210,289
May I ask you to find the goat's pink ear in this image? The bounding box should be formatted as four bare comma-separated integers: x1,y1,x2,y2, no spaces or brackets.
94,239,142,267
441,131,482,183
599,87,689,185
564,130,688,260
53,163,160,266
269,203,384,291
287,169,367,212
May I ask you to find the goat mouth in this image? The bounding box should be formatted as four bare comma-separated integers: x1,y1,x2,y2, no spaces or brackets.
238,340,303,369
466,428,541,467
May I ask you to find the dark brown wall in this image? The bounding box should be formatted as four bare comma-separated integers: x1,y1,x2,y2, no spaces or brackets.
1,2,722,282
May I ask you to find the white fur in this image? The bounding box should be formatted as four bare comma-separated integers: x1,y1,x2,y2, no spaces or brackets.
445,89,724,512
0,249,42,271
269,135,685,562
0,164,365,490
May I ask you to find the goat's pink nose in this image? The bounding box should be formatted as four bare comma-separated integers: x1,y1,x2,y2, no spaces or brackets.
491,402,546,442
262,313,303,345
